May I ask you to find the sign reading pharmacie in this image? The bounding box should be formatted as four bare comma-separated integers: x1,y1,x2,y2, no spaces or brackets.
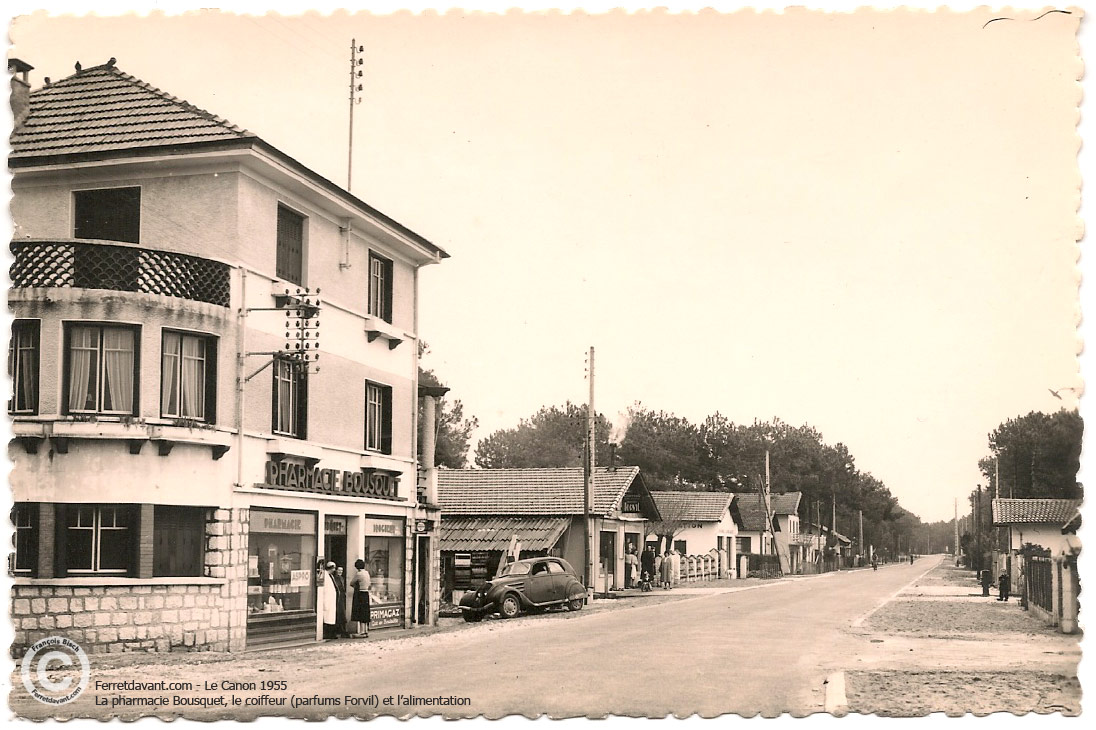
262,460,401,501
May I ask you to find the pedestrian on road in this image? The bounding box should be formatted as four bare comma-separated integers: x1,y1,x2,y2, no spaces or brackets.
997,572,1011,602
350,558,371,637
626,544,639,588
641,545,656,588
980,569,992,597
871,554,878,571
322,562,339,640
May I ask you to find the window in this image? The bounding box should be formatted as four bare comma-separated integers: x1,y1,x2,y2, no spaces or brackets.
276,205,304,285
365,381,393,453
153,506,205,577
368,252,393,322
8,320,39,415
546,561,566,575
161,331,217,422
74,187,141,243
736,536,752,554
10,503,38,576
272,357,307,438
65,324,138,415
64,505,132,574
674,539,687,554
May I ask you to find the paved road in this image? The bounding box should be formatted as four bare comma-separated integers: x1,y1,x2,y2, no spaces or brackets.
14,557,941,719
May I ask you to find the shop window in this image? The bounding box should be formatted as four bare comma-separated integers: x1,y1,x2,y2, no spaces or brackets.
153,506,205,577
64,323,139,416
9,503,38,576
368,252,393,323
365,381,392,453
62,505,133,574
7,320,39,415
74,187,141,243
272,357,307,438
161,331,217,423
248,509,317,616
365,518,405,627
276,205,305,285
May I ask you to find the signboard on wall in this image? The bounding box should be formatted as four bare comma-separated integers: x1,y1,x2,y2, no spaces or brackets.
250,509,316,535
370,603,403,629
261,460,402,501
324,516,347,535
364,517,404,537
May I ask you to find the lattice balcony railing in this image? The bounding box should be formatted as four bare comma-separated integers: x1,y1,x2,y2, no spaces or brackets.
10,240,231,307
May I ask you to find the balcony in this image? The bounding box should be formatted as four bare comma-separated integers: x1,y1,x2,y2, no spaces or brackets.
10,239,231,307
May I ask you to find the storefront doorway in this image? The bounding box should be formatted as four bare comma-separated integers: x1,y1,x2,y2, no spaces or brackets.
599,531,616,593
323,516,348,572
414,534,430,625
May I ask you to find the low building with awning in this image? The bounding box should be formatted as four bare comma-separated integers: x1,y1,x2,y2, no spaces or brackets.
437,466,660,599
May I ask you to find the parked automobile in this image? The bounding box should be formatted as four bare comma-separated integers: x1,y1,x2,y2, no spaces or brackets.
459,556,586,621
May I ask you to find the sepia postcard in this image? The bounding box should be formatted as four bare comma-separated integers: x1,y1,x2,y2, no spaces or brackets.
3,2,1088,720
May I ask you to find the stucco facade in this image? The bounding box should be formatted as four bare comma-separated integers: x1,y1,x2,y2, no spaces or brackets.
8,61,448,655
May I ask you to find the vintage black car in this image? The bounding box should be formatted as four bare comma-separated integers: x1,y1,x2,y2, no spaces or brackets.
459,556,587,621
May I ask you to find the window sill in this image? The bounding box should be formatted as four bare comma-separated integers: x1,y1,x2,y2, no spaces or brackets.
267,437,325,465
363,315,407,350
14,420,232,460
12,576,227,587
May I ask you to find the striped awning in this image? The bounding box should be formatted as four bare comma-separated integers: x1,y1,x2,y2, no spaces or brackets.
439,516,569,553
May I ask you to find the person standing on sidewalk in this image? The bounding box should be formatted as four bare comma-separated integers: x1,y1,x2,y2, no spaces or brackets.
640,545,656,589
625,544,639,588
350,558,371,637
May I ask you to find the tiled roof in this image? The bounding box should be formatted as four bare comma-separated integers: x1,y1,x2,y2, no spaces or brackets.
992,498,1082,526
437,466,643,517
439,516,569,552
650,490,732,522
736,492,802,532
10,61,254,159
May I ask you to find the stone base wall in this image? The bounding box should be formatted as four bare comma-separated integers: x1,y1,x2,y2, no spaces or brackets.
11,583,233,656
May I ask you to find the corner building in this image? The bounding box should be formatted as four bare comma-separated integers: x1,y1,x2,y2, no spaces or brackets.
7,59,448,654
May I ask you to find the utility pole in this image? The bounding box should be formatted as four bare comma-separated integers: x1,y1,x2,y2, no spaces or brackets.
858,509,864,560
583,347,596,598
954,498,960,559
348,39,364,191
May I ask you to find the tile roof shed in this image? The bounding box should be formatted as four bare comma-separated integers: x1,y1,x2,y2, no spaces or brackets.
437,466,656,518
650,491,733,522
991,498,1083,526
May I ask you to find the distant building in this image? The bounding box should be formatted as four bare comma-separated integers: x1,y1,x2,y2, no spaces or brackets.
647,490,740,577
437,467,660,597
735,492,804,573
8,58,448,654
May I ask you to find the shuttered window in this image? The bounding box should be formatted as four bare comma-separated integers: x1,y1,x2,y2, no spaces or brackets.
153,506,205,577
368,252,393,322
365,381,393,454
276,205,304,285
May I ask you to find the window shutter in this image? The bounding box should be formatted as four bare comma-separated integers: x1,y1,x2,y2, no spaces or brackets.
276,206,304,285
381,386,393,454
53,504,68,578
205,337,218,424
297,370,309,440
383,258,394,323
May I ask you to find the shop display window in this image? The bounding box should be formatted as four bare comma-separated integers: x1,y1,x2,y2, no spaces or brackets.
247,510,316,616
364,518,405,605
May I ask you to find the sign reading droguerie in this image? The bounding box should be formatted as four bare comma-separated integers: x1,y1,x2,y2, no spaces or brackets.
262,460,401,500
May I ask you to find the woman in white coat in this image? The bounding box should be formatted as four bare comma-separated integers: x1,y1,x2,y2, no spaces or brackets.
321,561,339,639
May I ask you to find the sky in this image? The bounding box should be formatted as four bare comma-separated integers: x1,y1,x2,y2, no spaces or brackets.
4,3,1089,523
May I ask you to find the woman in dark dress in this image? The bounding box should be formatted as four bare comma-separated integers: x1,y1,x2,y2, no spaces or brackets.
350,558,371,637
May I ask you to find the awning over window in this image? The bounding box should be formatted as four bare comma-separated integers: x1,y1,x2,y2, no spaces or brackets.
439,516,569,553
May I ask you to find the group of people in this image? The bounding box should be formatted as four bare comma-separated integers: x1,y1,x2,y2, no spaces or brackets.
626,544,684,590
979,568,1017,603
321,559,372,640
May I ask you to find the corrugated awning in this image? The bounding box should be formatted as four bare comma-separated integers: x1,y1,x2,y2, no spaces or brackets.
439,516,569,553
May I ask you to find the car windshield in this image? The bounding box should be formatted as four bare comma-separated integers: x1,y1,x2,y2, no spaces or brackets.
498,562,531,576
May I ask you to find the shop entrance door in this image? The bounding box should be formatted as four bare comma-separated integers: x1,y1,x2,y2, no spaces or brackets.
599,531,616,593
324,516,348,571
415,535,430,624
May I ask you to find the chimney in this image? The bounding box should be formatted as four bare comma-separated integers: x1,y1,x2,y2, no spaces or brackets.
9,58,33,127
417,384,450,505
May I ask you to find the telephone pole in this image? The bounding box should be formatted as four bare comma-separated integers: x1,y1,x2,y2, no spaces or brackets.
348,39,364,191
583,347,596,598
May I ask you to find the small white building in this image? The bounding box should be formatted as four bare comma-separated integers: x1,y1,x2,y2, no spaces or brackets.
992,498,1082,556
648,491,739,578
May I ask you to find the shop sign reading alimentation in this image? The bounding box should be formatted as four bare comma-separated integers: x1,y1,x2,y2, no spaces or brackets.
262,460,401,500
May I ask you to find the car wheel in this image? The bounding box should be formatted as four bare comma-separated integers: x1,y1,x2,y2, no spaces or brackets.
499,594,521,619
568,597,584,611
462,612,482,623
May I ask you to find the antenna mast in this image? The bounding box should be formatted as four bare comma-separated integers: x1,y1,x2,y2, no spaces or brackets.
348,39,364,191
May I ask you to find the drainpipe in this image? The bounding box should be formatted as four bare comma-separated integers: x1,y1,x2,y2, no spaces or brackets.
235,267,247,490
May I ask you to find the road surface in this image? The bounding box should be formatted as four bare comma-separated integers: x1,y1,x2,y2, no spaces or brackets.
13,557,941,719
